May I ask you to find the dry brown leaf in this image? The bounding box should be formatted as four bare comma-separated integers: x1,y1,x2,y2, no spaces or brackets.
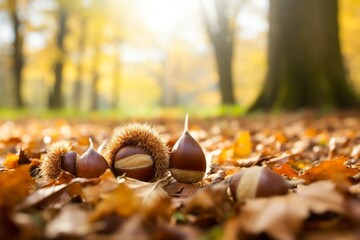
184,183,234,223
163,181,201,198
82,169,118,203
0,165,33,207
300,157,359,183
123,177,169,211
90,183,141,222
17,178,95,210
239,181,344,240
270,163,299,179
45,204,97,238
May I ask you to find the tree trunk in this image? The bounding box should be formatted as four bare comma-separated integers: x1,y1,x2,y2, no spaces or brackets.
9,0,24,108
90,46,100,110
112,55,121,109
49,7,67,108
202,0,239,105
212,33,235,105
251,0,358,110
73,18,87,109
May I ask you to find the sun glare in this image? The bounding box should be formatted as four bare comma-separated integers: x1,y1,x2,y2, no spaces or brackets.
134,0,196,40
138,0,196,36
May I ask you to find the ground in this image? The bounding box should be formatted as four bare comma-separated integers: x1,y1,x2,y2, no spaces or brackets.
0,110,359,240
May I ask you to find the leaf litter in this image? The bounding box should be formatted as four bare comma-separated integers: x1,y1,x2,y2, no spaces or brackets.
0,111,360,239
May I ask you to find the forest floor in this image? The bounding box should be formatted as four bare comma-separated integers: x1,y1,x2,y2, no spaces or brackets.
0,110,360,240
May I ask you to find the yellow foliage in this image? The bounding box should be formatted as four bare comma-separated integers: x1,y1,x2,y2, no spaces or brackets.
234,131,252,158
339,0,360,93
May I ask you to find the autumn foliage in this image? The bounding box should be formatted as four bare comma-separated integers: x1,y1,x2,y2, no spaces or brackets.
0,112,360,239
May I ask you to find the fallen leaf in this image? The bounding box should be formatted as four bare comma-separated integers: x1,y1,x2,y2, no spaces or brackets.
270,163,299,179
124,177,169,211
0,165,33,207
216,145,234,165
234,131,252,158
90,183,141,222
45,204,96,238
300,157,359,183
82,169,118,203
184,183,234,223
3,153,19,169
239,181,344,240
163,181,201,198
17,178,95,210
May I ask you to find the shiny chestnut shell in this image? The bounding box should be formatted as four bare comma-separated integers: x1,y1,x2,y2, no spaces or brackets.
229,166,288,202
76,140,109,178
113,146,154,181
61,151,79,175
169,116,206,183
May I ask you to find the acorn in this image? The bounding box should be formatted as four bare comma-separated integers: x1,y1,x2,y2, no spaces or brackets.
41,141,80,180
76,138,109,178
102,123,169,182
229,166,289,203
169,115,206,183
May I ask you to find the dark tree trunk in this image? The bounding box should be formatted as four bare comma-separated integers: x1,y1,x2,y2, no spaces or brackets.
202,0,239,105
49,7,67,109
9,0,24,108
251,0,358,111
212,29,235,105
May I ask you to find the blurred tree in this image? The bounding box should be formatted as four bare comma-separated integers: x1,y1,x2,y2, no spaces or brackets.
251,0,358,110
201,0,245,105
48,3,67,108
90,36,100,110
8,0,24,108
112,50,121,109
73,17,87,109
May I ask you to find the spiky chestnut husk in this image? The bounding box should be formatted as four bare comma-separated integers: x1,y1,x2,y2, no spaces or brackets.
76,139,109,178
229,166,289,203
40,141,79,180
102,123,169,182
169,115,206,183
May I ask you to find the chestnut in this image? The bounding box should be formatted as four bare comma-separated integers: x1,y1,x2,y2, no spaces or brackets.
169,115,206,183
41,141,79,180
113,146,154,181
102,123,169,182
76,139,109,179
229,166,289,202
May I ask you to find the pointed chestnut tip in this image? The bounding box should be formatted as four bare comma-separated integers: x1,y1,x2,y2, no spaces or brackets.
76,139,109,179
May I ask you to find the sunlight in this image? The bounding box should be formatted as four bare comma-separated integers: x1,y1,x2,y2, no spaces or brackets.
139,0,187,34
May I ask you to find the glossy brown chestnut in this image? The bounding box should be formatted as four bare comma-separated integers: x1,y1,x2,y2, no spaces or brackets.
113,146,154,181
60,151,79,176
76,139,109,178
169,115,206,183
229,166,289,202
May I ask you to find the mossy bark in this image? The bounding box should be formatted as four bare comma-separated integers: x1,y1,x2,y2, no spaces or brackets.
251,0,359,111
